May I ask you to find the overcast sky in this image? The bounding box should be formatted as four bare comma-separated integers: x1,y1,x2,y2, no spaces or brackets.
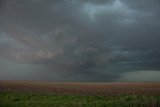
0,0,160,82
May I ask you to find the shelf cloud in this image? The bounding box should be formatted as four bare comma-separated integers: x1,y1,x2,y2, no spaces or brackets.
0,0,160,81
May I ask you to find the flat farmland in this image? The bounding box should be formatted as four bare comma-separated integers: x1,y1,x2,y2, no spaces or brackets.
0,81,160,96
1,81,160,107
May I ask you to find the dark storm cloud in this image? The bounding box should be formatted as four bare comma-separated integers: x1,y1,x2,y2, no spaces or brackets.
0,0,160,81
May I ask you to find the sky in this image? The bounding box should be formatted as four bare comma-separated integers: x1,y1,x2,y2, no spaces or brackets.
0,0,160,82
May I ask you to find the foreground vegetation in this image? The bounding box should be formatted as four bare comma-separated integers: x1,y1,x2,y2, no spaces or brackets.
0,92,160,107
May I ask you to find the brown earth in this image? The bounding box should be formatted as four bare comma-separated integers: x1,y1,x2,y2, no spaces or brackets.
0,81,160,96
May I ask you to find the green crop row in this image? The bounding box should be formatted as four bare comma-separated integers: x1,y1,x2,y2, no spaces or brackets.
0,92,160,107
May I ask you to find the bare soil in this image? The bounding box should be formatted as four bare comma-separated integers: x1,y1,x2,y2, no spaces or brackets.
0,81,160,96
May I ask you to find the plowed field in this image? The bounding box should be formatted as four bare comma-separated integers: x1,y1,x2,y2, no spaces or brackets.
0,81,160,96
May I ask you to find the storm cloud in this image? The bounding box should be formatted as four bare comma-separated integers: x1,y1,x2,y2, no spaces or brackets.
0,0,160,81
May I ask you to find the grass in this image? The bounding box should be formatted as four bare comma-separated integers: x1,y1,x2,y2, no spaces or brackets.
0,92,160,107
